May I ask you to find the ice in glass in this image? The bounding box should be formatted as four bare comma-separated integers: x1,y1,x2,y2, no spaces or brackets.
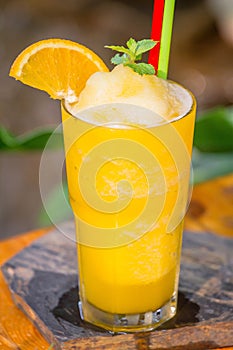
61,64,196,332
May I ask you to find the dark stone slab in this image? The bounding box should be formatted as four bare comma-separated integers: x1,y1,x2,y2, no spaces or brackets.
1,222,233,349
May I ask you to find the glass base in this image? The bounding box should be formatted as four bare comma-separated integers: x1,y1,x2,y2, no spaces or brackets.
78,293,177,333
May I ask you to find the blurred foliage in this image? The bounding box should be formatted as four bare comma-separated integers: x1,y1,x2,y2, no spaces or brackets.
194,106,233,152
1,106,232,153
192,105,233,184
1,106,233,225
38,181,70,226
192,148,233,185
0,126,63,150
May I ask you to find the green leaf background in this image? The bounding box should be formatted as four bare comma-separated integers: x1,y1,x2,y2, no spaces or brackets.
0,126,63,151
1,106,232,225
194,106,233,152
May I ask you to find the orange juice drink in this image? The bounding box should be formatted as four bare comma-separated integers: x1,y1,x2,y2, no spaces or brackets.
61,65,196,332
9,38,195,333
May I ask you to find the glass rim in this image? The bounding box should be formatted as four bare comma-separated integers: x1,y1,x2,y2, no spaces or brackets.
61,80,196,129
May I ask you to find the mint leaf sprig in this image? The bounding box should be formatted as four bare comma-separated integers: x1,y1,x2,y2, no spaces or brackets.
105,38,158,75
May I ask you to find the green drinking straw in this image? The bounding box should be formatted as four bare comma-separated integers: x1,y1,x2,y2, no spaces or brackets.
157,0,176,79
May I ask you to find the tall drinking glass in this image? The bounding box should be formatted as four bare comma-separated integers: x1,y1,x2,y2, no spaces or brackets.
61,81,196,332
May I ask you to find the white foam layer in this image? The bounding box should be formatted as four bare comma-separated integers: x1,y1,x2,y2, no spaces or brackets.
70,103,165,128
65,65,193,128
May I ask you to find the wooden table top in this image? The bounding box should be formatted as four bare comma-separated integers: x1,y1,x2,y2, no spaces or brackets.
0,174,232,350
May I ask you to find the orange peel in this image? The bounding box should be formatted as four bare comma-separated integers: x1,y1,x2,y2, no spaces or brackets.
9,38,109,102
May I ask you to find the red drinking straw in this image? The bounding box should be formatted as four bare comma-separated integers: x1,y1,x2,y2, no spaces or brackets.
148,0,165,74
149,0,176,79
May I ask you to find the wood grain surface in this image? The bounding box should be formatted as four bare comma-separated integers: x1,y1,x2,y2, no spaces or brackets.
62,323,233,350
2,226,233,349
0,174,232,349
185,174,233,236
0,229,50,350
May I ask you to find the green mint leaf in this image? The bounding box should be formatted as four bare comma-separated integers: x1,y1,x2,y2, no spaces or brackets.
135,39,158,56
125,63,155,76
135,53,142,61
111,53,127,65
105,38,157,75
126,38,137,52
105,45,131,55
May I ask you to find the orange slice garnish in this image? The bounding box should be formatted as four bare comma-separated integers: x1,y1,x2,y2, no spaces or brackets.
9,38,109,102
